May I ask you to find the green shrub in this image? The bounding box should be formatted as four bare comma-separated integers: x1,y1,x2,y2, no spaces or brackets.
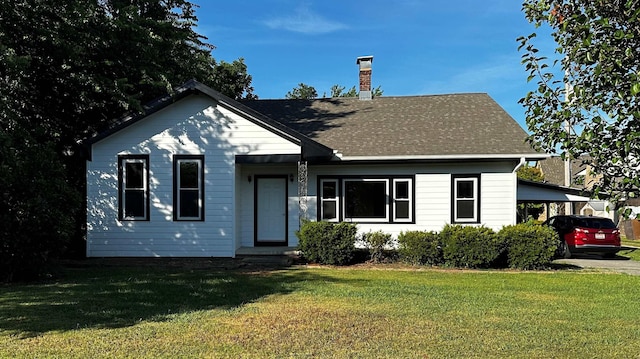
440,224,502,268
362,230,393,263
498,223,558,270
397,230,442,265
296,221,357,265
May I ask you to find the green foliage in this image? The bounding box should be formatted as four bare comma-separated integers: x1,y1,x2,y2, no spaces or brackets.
209,58,257,100
518,0,640,206
0,130,79,282
0,0,256,281
397,231,442,265
440,225,502,268
285,83,318,99
498,223,558,270
362,230,393,263
330,84,383,98
516,164,544,182
296,221,357,265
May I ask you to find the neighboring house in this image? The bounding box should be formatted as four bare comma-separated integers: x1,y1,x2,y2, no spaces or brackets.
85,56,547,257
537,156,614,219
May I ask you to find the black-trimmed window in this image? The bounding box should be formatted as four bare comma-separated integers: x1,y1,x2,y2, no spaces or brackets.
344,179,388,222
118,155,149,221
318,176,413,223
174,155,204,221
452,175,480,223
393,179,412,222
320,179,339,222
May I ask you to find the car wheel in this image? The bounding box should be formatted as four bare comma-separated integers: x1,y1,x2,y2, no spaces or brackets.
557,240,571,259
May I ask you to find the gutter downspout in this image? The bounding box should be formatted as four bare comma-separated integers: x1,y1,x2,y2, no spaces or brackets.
513,157,527,173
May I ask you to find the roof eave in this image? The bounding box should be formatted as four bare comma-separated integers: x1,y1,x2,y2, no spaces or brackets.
335,153,551,162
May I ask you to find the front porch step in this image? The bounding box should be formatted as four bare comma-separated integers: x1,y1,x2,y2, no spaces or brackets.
235,247,301,267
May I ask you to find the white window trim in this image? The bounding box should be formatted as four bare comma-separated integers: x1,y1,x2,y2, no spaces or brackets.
453,177,478,223
175,157,204,221
393,178,413,222
120,156,148,221
342,178,390,223
320,179,340,222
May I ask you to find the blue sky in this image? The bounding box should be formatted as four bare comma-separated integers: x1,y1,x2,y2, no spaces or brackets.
195,0,555,130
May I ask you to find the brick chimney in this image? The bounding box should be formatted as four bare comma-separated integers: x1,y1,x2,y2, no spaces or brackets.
357,56,373,100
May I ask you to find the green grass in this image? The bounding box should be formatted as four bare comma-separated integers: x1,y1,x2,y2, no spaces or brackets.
620,238,640,261
2,264,640,358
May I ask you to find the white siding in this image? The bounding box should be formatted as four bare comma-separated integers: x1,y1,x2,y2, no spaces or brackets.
480,173,517,230
87,95,300,257
304,163,517,240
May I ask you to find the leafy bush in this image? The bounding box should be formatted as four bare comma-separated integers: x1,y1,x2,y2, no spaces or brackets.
362,230,393,263
0,133,79,282
397,230,442,265
440,224,502,268
296,221,357,265
498,223,558,270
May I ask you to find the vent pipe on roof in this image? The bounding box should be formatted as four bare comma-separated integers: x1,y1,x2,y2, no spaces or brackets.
357,56,373,100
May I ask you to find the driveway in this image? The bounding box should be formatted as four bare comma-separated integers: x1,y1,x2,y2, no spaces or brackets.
554,247,640,275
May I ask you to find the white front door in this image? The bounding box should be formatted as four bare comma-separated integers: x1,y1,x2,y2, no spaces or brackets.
255,176,288,246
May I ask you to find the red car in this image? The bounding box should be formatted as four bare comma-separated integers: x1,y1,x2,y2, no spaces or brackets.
543,215,621,258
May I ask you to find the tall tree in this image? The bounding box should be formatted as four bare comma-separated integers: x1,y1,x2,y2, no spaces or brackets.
0,0,255,280
286,83,318,99
518,0,640,208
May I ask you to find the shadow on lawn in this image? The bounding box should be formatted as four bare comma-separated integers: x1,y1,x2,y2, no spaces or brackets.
0,261,345,338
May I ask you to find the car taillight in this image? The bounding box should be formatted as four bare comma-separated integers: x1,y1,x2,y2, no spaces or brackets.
573,228,587,244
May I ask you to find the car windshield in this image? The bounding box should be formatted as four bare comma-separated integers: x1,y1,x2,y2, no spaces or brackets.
573,218,617,229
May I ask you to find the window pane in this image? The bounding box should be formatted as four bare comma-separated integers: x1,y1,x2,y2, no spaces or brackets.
396,201,409,219
395,181,409,199
457,180,474,198
125,162,144,189
322,181,337,199
125,190,145,218
322,201,337,220
345,181,386,218
180,162,198,189
457,199,475,219
180,190,200,218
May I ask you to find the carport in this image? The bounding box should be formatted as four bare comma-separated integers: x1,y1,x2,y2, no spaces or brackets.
517,179,593,220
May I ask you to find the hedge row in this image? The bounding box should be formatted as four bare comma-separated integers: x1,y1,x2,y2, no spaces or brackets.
296,221,559,270
399,223,558,269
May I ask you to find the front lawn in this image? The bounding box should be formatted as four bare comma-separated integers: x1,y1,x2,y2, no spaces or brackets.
621,238,640,261
2,263,640,358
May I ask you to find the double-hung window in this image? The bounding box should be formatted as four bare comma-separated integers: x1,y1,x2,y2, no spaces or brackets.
118,155,149,221
174,155,204,221
318,176,413,223
452,175,480,223
320,179,339,221
393,179,412,222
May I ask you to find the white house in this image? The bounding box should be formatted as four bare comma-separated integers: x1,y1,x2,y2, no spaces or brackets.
85,56,548,257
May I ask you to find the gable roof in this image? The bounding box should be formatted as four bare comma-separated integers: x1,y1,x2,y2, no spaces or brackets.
85,80,334,161
242,94,546,160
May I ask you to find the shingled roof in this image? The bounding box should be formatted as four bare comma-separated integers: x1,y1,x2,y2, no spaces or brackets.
242,94,543,159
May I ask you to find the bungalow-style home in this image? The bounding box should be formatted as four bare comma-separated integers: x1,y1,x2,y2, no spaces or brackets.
85,56,549,257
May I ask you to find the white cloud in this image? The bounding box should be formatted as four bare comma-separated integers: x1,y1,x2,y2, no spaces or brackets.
264,5,347,34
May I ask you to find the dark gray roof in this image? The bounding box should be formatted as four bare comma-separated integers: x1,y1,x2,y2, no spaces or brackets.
242,94,541,158
538,156,589,187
